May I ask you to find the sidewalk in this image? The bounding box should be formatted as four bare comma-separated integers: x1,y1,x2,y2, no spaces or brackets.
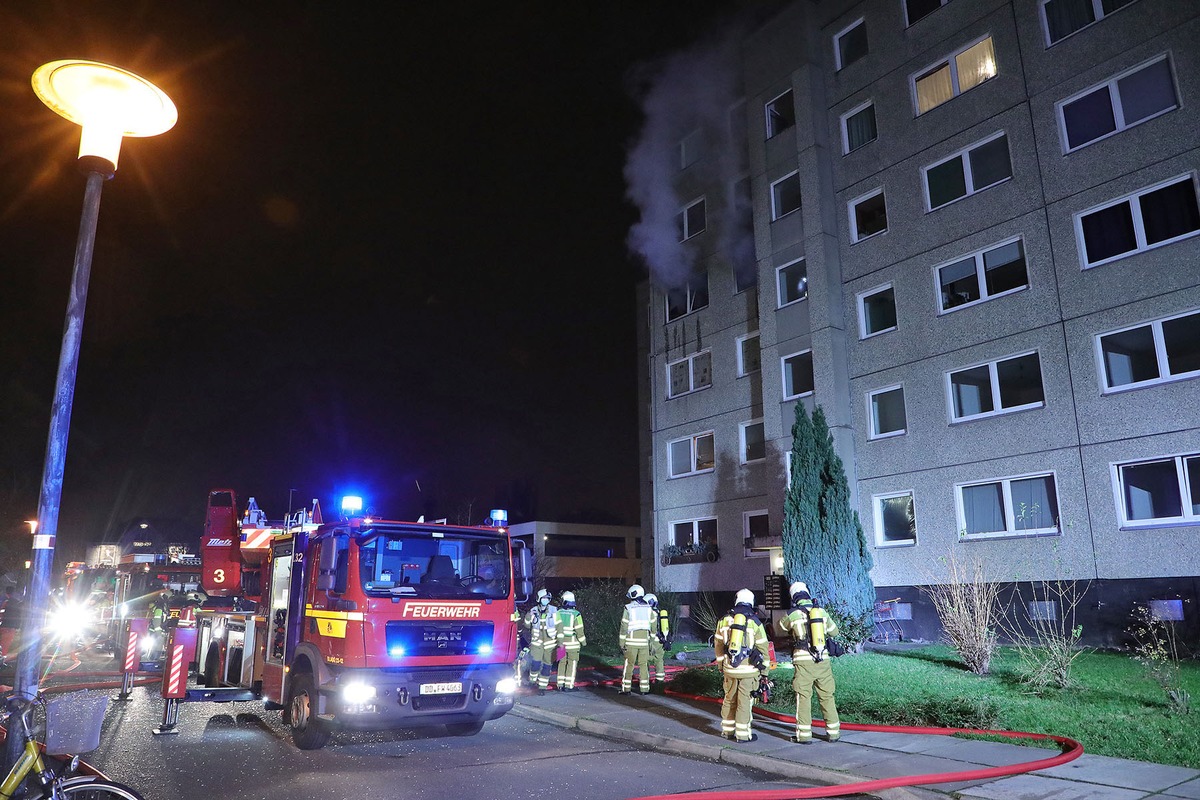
511,683,1200,800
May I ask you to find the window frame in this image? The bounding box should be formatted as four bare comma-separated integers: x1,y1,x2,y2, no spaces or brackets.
679,128,703,170
849,187,888,243
955,471,1062,540
1112,452,1200,528
770,171,802,221
1056,53,1178,154
743,510,771,558
1075,173,1200,269
946,350,1045,423
765,89,795,139
677,196,707,241
935,235,1029,314
1095,308,1200,394
776,258,808,308
857,283,897,340
923,131,1011,212
905,0,950,28
736,333,761,377
666,431,715,478
911,34,997,116
840,100,877,155
739,419,767,465
834,18,867,71
670,516,717,549
1040,0,1139,48
781,349,815,401
867,384,907,439
873,490,917,547
665,349,713,399
664,278,709,322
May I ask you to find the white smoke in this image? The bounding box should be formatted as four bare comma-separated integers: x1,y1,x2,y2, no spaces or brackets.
625,30,749,292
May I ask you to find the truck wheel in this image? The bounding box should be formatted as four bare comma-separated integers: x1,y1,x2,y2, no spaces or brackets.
288,673,331,750
446,721,484,737
202,649,220,688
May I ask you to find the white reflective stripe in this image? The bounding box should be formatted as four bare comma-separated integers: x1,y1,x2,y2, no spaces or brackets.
826,722,840,730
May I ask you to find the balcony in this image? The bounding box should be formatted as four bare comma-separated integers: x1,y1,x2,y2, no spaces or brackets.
660,542,719,566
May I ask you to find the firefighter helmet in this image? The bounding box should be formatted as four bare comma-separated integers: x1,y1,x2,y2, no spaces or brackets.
627,583,645,600
735,588,755,606
790,581,811,604
537,588,551,606
561,591,576,607
644,593,658,608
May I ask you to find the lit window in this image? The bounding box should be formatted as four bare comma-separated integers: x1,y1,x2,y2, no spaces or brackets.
849,188,887,242
666,350,712,399
771,172,802,220
905,0,949,27
737,333,761,377
1076,175,1200,268
840,102,877,154
858,284,896,339
948,352,1044,422
834,19,868,71
874,492,916,546
743,511,770,558
1059,55,1176,153
868,385,907,438
665,278,708,322
765,89,795,138
676,197,707,241
1117,454,1200,527
777,259,808,307
1097,310,1200,393
956,473,1060,538
739,420,766,464
781,350,814,400
1041,0,1138,46
937,238,1028,313
913,36,997,116
667,432,715,478
671,517,717,548
924,132,1011,211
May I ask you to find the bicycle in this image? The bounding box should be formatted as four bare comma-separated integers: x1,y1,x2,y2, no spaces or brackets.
1,693,145,800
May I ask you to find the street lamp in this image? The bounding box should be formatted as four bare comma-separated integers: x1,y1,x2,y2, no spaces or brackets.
9,61,175,763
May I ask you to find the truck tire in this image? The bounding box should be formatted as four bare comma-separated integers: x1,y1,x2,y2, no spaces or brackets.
446,721,485,737
288,672,331,750
202,649,220,688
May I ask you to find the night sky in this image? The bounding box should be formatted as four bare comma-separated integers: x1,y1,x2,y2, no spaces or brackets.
0,3,737,567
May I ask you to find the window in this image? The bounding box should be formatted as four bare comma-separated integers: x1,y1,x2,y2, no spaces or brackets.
924,133,1011,211
868,385,907,438
913,36,997,116
937,237,1028,312
850,189,887,242
743,511,770,558
667,350,712,398
835,19,867,70
679,129,703,169
1076,175,1200,268
1042,0,1138,46
858,284,897,338
731,176,756,292
665,278,709,321
765,90,795,138
737,333,761,377
672,517,717,548
948,352,1044,421
957,473,1060,538
874,492,916,545
1098,310,1200,392
1116,453,1200,526
544,535,627,558
841,102,877,154
740,420,766,464
667,432,715,478
782,350,814,399
777,259,808,307
677,197,707,241
906,0,949,27
1059,56,1177,152
771,172,802,220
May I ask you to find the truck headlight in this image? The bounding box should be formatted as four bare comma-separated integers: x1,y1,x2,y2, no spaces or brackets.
495,677,517,695
341,682,376,704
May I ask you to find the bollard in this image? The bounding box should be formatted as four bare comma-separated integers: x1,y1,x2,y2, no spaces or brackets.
113,618,148,702
153,626,196,735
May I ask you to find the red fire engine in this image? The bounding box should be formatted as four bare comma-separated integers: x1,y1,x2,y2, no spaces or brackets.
192,489,532,749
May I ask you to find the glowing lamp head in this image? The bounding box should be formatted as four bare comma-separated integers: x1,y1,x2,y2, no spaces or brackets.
489,509,508,526
31,59,177,171
341,495,364,515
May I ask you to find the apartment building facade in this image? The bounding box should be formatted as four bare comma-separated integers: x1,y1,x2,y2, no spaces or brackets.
636,0,1200,644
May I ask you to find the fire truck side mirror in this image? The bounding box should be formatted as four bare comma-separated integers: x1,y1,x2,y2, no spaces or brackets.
512,543,533,605
315,537,338,591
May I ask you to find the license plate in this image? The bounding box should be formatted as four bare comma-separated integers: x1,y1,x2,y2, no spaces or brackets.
419,681,462,696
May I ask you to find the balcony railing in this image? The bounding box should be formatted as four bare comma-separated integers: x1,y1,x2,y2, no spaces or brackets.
660,542,719,566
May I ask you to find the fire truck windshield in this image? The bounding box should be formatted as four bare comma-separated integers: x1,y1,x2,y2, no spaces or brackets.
357,529,510,600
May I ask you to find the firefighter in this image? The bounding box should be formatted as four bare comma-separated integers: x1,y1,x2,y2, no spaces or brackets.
523,589,558,694
776,581,841,743
645,593,671,685
714,588,770,743
554,591,587,691
618,583,653,694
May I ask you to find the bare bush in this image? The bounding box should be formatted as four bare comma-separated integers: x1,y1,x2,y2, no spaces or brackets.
1129,603,1192,715
1003,573,1091,690
687,591,723,643
920,550,1002,675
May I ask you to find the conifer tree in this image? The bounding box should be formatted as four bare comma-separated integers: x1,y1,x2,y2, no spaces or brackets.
783,404,876,641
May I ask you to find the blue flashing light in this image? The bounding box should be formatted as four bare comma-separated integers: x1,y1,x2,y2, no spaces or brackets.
476,643,493,656
389,646,406,657
489,509,508,526
341,495,364,514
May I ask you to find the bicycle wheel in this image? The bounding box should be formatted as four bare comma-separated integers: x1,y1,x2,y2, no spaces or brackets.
51,776,147,800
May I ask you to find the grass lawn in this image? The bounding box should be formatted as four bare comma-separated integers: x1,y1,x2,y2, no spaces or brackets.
667,645,1200,769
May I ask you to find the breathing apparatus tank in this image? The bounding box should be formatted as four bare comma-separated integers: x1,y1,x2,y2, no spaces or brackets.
808,608,827,662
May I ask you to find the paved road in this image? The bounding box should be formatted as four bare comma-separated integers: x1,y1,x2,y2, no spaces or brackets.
86,688,811,800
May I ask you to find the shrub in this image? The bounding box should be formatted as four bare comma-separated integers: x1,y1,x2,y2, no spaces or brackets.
1003,572,1091,691
574,578,632,658
1129,603,1192,715
920,550,1002,675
